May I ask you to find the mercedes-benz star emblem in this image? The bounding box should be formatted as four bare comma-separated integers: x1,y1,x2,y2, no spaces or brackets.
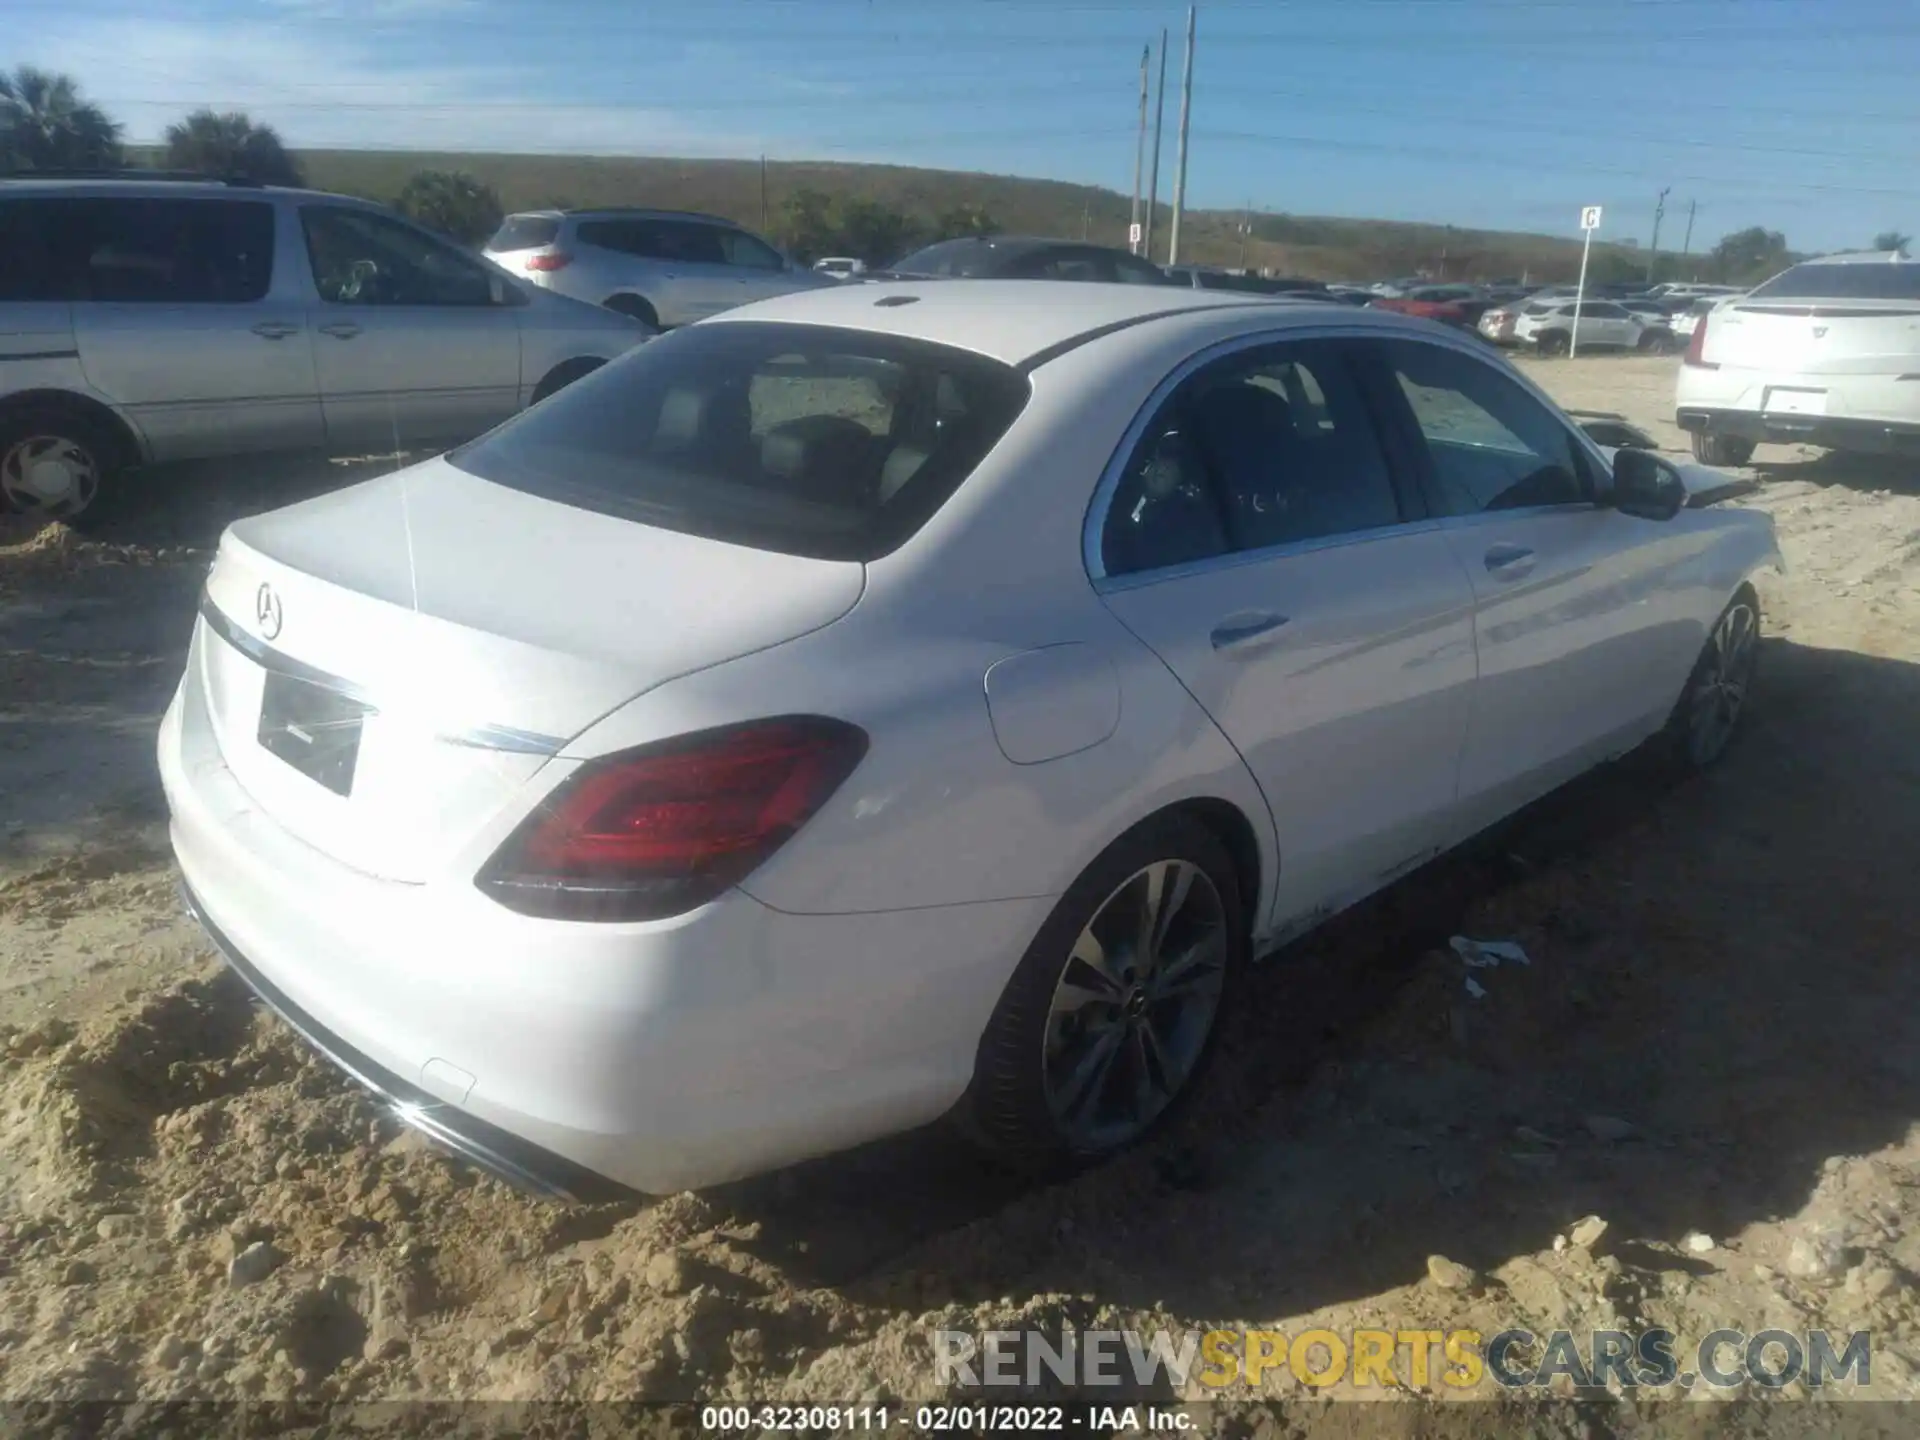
255,582,283,641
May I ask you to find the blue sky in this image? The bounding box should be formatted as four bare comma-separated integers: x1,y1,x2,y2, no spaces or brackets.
12,0,1918,253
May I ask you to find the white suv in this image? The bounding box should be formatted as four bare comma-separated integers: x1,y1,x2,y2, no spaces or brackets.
1512,299,1668,355
1676,253,1920,465
484,208,833,328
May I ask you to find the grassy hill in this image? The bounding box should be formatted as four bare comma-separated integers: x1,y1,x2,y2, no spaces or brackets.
289,147,1649,284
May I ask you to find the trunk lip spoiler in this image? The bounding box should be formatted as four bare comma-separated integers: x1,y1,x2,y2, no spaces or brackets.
196,589,567,757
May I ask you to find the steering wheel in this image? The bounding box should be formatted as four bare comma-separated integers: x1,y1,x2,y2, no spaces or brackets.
340,258,381,302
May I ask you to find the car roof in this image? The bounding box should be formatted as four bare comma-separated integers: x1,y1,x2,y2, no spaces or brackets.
705,279,1430,368
0,177,375,205
514,207,741,227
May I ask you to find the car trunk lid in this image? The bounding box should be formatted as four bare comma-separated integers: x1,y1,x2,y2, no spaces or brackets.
195,459,865,883
1707,300,1920,376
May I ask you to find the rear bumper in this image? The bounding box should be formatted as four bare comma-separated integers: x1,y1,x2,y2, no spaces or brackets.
1675,405,1920,454
182,881,622,1202
159,671,1051,1195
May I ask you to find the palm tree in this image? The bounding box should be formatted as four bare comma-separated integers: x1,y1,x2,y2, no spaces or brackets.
162,110,304,186
0,66,122,171
1872,230,1912,256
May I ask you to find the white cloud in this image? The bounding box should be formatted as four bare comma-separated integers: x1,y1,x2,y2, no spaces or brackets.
23,11,792,158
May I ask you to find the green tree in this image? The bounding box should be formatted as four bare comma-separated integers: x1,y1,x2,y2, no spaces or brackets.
835,197,923,267
774,187,839,264
0,66,122,171
162,110,303,186
395,169,505,246
932,204,999,242
1708,226,1792,284
1872,230,1912,256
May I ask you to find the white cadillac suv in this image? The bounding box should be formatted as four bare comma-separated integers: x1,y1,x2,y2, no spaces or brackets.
1675,251,1920,466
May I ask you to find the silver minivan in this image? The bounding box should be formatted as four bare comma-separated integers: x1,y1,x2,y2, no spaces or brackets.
0,178,651,522
484,208,834,328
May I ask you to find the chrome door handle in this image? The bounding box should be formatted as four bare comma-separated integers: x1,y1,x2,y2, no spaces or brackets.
1484,543,1536,579
251,320,300,340
1210,612,1290,651
318,321,362,339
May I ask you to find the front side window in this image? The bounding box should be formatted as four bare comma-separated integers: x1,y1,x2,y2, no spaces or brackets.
1101,341,1405,578
449,322,1030,561
1379,338,1590,515
302,206,496,306
717,229,785,271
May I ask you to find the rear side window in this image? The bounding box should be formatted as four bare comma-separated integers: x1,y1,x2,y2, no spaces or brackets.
0,197,275,303
1101,341,1404,577
488,216,560,251
1747,263,1920,301
717,229,785,270
449,322,1031,562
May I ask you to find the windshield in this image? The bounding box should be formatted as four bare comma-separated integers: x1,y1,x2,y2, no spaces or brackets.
448,322,1030,562
1747,263,1920,301
890,240,1001,276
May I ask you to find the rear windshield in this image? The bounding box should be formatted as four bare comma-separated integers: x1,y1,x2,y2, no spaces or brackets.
1747,263,1920,301
488,216,560,251
448,322,1031,562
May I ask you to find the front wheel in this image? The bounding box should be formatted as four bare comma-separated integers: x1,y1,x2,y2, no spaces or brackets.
1535,331,1570,357
1690,430,1756,467
1659,588,1760,772
964,813,1246,1173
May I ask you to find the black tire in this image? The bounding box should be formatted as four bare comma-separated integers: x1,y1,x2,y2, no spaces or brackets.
0,403,131,527
603,294,660,328
530,357,606,405
1690,430,1756,467
1655,586,1760,774
1637,329,1673,354
963,811,1248,1174
1536,330,1570,357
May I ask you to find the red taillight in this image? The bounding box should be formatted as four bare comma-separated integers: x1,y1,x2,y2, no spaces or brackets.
524,251,572,272
1684,311,1715,368
478,716,868,921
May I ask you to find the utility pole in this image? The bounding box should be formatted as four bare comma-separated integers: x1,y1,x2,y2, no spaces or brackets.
1082,201,1091,240
1646,185,1671,283
1144,28,1168,263
1168,4,1196,266
759,155,769,232
1680,197,1697,272
1237,200,1250,269
1130,44,1149,256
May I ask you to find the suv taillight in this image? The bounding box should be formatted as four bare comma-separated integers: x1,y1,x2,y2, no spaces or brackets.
525,251,572,272
1685,311,1715,367
477,717,867,921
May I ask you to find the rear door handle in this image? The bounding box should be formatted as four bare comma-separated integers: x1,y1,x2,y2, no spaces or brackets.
251,320,300,340
1484,543,1537,580
318,321,362,340
1210,612,1290,651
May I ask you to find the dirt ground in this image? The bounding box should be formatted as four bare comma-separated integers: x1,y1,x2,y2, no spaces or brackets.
4,355,1920,1432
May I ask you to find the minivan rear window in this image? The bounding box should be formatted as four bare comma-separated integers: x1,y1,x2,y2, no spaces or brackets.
488,216,560,251
1748,263,1920,301
449,321,1031,562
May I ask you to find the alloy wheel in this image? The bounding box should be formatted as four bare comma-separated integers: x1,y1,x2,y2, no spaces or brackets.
1688,601,1758,765
0,435,100,517
1042,859,1228,1152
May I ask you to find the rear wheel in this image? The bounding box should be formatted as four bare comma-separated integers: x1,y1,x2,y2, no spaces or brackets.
1637,329,1673,354
1690,431,1756,467
964,813,1246,1173
0,406,128,527
603,294,660,329
1535,330,1570,357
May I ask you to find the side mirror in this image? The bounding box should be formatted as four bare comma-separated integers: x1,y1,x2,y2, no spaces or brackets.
1609,447,1687,521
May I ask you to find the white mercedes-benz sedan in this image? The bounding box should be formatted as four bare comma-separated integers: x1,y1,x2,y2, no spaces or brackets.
160,282,1782,1198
